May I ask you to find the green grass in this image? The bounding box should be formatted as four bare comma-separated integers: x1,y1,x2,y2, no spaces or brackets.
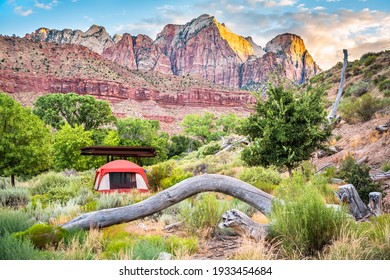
269,173,349,259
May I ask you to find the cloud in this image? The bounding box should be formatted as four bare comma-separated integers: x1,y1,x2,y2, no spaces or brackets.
34,1,58,10
13,6,33,16
84,15,94,22
326,0,340,2
313,6,326,11
247,0,297,7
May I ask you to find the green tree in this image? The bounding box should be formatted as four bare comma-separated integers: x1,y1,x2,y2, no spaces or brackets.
180,112,221,144
116,118,169,164
0,93,52,186
168,135,201,158
33,93,115,130
216,113,242,134
241,85,330,176
52,123,94,171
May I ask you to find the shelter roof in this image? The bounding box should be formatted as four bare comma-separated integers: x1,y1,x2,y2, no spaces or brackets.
81,146,156,157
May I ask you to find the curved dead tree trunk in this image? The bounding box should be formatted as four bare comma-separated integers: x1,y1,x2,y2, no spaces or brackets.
62,174,274,230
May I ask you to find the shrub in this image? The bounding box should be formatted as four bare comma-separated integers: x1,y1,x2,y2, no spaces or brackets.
269,174,348,258
381,161,390,172
0,187,29,208
344,81,369,97
337,155,382,204
146,160,176,192
339,94,384,123
14,223,67,249
168,135,201,158
0,233,43,260
199,142,221,156
0,177,11,189
178,193,232,236
30,172,82,204
132,235,166,260
0,209,35,236
379,79,390,92
238,166,281,193
160,167,192,190
96,192,122,210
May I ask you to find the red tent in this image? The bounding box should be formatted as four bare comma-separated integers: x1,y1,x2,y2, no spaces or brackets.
94,160,149,193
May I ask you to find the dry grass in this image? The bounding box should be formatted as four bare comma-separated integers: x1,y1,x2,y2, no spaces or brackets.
56,228,104,260
232,238,276,260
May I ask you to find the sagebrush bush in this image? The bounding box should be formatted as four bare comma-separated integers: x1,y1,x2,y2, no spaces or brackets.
269,174,348,258
0,233,44,260
0,177,11,189
178,193,251,236
199,142,221,156
345,81,369,97
379,79,390,92
160,167,192,190
238,166,281,193
0,209,35,236
339,94,385,123
146,160,177,192
0,187,30,208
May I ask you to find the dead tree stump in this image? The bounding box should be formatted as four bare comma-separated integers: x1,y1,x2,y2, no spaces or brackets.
219,209,269,241
368,192,382,216
334,184,370,220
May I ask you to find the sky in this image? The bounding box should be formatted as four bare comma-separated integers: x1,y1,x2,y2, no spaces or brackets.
1,0,389,69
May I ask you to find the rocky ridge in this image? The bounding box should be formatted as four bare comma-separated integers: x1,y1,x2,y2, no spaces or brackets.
28,14,321,89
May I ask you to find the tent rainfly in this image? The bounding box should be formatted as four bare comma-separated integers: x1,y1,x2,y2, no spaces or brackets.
94,160,149,193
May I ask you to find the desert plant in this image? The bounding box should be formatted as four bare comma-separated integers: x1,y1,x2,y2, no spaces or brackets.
56,228,103,260
146,160,177,192
269,174,348,258
238,166,281,188
160,167,192,190
339,94,385,123
344,81,369,97
323,215,390,260
0,232,44,260
0,209,35,236
178,193,231,236
0,187,29,208
378,79,390,92
337,155,381,204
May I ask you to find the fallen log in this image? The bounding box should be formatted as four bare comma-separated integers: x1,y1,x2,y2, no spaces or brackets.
219,209,269,241
62,174,274,230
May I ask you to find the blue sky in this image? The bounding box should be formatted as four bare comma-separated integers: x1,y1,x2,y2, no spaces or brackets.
1,0,389,69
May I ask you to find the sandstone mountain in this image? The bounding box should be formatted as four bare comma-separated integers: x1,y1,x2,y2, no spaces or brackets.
28,14,321,89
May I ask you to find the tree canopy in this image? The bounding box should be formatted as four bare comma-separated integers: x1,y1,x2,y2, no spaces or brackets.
116,118,169,164
0,93,52,185
52,123,97,171
33,93,115,130
241,85,330,175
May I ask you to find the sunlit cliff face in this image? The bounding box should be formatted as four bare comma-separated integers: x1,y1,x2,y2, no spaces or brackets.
213,18,254,62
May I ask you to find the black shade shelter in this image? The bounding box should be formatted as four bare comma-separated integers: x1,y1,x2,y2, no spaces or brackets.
81,146,157,162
